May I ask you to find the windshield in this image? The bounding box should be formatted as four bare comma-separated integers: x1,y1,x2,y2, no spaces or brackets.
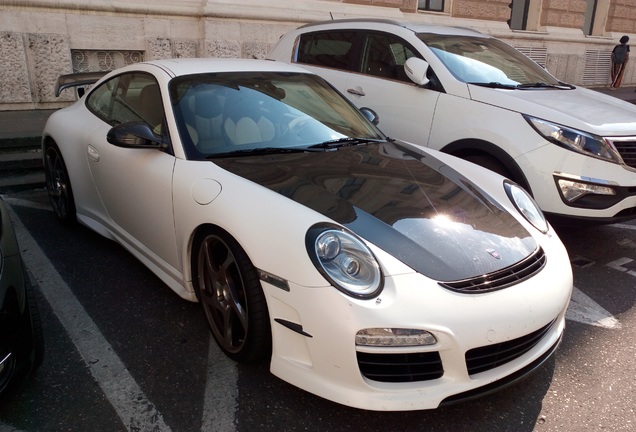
418,33,561,86
169,72,384,159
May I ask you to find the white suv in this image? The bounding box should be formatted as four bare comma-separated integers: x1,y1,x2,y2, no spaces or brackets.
268,19,636,224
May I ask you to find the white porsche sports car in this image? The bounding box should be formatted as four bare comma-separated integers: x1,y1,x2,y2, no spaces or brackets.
43,58,572,411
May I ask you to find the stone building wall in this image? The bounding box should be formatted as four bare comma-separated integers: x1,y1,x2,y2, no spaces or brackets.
541,0,587,29
607,0,636,34
452,0,512,22
0,0,635,111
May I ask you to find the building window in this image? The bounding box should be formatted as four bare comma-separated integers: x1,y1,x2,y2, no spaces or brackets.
508,0,530,30
582,0,597,35
71,50,145,73
418,0,444,12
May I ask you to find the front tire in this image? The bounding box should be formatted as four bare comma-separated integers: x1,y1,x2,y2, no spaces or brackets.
192,227,271,363
44,142,76,224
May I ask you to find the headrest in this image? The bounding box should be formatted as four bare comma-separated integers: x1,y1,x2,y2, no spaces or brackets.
195,91,223,118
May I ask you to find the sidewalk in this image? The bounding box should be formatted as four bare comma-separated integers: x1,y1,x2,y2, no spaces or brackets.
1,86,635,193
594,85,636,103
0,109,56,193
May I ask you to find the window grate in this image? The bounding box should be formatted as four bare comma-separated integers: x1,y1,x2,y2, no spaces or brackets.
515,46,547,68
71,50,145,73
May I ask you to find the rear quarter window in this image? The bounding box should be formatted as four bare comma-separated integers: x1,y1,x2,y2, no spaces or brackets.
297,31,358,72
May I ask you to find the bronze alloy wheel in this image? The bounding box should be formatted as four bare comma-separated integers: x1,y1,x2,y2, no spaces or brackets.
193,228,271,363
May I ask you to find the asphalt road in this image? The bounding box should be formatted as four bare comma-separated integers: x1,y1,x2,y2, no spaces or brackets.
0,187,635,432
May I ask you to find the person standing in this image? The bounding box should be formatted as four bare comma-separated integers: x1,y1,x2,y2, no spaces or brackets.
610,35,630,89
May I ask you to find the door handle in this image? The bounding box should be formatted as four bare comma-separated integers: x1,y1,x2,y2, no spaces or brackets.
87,145,100,162
347,88,366,97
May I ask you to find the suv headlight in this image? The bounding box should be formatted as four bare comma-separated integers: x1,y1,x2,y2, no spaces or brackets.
525,115,622,164
505,181,549,233
306,224,382,299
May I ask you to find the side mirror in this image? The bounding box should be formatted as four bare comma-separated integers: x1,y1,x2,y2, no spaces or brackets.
107,122,168,150
360,107,380,126
405,57,430,86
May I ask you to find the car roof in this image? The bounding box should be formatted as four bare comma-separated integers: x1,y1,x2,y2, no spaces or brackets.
296,18,487,38
123,58,314,78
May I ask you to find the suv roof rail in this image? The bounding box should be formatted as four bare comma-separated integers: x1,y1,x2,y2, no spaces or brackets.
298,18,408,30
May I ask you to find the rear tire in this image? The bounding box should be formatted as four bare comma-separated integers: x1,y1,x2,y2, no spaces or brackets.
44,142,76,225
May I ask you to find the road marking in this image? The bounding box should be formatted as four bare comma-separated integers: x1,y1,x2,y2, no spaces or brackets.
7,207,172,432
202,336,238,432
566,286,621,329
607,257,636,277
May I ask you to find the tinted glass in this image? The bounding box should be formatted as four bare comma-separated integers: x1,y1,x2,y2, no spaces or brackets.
362,32,419,82
296,31,358,71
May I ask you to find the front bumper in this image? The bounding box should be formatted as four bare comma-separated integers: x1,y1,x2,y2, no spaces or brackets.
261,235,572,411
518,144,636,222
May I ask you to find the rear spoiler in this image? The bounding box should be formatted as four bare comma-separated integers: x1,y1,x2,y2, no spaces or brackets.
55,72,108,97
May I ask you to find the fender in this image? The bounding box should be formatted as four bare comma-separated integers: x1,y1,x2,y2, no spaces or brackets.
441,139,533,196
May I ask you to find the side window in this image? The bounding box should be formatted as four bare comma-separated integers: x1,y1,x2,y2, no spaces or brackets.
296,31,358,72
86,72,164,135
361,33,417,83
86,76,119,122
361,33,419,82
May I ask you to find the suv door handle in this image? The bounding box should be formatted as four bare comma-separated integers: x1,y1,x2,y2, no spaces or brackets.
347,88,365,96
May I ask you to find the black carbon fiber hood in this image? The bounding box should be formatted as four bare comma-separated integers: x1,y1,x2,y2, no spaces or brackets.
214,141,537,281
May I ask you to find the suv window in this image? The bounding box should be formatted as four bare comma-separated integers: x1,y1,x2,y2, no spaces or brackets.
297,31,358,71
297,30,419,83
86,72,165,134
362,32,419,82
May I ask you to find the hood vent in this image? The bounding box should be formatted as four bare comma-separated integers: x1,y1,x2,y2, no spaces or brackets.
439,247,546,293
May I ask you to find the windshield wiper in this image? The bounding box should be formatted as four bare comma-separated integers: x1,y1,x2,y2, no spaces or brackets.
516,82,575,90
206,146,322,158
307,137,385,150
469,81,575,90
468,81,518,89
206,138,385,158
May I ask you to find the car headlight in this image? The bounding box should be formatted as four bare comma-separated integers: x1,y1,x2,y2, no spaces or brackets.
524,115,622,164
505,181,549,233
306,224,383,299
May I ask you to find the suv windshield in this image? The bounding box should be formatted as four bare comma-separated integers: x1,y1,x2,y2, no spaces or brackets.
170,72,383,159
418,33,561,87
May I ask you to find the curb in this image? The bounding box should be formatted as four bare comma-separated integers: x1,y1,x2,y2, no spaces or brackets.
0,136,44,194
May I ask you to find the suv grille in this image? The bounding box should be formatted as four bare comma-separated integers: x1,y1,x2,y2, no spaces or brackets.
465,320,554,376
611,139,636,169
357,351,444,383
439,247,546,293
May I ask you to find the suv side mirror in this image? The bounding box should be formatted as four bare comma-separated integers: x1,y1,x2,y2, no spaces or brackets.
405,58,430,87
